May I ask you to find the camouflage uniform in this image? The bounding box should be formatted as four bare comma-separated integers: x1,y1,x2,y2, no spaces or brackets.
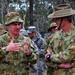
0,12,38,75
0,23,7,35
44,25,75,75
27,26,46,75
33,33,46,75
29,40,38,75
45,4,75,75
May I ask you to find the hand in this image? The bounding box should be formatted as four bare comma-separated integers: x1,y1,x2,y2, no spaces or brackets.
45,50,51,61
24,41,30,55
58,63,73,69
6,38,21,52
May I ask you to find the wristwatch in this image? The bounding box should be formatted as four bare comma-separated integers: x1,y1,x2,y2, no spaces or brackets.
46,54,51,61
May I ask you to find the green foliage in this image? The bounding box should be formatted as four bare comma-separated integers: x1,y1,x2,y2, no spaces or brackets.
1,0,75,32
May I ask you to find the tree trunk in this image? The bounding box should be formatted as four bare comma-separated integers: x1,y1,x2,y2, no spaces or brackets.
1,0,9,29
29,0,33,26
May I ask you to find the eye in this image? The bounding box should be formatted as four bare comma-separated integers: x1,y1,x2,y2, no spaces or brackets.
12,23,21,26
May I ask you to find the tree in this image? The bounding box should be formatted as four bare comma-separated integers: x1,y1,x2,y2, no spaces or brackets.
56,0,66,5
0,0,75,32
29,0,33,26
0,0,9,29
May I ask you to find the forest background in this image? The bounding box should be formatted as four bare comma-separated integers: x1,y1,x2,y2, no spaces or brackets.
0,0,75,36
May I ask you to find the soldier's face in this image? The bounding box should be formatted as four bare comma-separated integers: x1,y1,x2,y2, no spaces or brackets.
7,22,21,35
32,32,36,37
51,27,58,33
28,32,36,39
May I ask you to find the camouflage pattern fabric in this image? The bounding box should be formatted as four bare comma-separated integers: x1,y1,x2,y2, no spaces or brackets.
30,40,38,75
0,32,38,75
44,25,75,75
5,12,24,25
48,22,57,31
0,23,7,35
33,36,46,75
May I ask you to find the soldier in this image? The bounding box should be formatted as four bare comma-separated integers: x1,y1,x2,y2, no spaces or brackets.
45,22,58,39
27,26,46,75
0,12,38,75
0,23,7,35
44,22,58,75
48,22,58,33
44,22,58,41
44,4,75,75
27,28,38,75
20,29,28,36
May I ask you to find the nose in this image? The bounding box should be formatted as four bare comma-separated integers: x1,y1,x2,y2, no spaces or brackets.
12,22,21,28
16,24,21,28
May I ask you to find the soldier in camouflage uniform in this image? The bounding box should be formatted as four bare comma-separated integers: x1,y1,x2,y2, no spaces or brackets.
20,29,28,37
0,23,7,35
48,22,58,32
0,12,38,75
44,4,75,75
27,28,39,75
44,22,58,41
27,26,46,75
45,22,58,40
44,22,58,75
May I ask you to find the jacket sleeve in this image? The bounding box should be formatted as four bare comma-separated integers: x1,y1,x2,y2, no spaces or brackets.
24,37,38,64
45,31,75,64
49,37,75,64
0,38,7,60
